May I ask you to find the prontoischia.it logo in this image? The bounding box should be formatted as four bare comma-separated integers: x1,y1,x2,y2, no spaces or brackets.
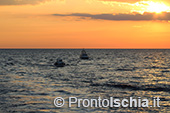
54,97,160,108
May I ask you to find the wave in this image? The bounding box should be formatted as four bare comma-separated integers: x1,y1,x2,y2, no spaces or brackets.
90,82,170,92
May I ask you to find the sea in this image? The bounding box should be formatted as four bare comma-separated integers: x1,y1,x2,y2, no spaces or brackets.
0,49,170,113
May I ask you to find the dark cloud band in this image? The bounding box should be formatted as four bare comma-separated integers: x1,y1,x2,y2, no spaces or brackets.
53,12,170,21
0,0,49,5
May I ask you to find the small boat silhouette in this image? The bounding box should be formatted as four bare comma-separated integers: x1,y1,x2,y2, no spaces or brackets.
54,58,65,67
80,49,89,59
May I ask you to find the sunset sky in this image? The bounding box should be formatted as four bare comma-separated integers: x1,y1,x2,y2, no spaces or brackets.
0,0,170,48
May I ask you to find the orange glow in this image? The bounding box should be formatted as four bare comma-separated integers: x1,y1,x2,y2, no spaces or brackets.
146,1,170,13
0,0,170,49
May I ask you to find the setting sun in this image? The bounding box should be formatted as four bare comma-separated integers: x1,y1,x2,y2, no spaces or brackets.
146,2,170,13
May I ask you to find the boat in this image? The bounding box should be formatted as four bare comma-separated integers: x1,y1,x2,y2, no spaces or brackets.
80,49,89,59
54,58,65,67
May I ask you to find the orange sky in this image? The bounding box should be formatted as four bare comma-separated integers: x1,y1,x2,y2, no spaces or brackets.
0,0,170,48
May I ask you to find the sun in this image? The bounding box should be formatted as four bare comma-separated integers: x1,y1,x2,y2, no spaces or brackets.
146,2,170,13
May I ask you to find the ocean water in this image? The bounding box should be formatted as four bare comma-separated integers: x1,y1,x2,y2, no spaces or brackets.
0,49,170,113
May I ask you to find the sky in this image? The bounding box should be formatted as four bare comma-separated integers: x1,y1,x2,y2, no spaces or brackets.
0,0,170,48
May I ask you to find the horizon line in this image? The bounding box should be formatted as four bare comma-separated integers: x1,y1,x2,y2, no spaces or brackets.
0,48,170,50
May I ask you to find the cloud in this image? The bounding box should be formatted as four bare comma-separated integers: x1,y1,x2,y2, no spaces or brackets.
99,0,170,3
0,0,50,5
99,0,140,3
53,12,170,21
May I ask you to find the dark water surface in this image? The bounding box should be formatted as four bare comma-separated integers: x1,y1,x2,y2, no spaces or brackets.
0,49,170,113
